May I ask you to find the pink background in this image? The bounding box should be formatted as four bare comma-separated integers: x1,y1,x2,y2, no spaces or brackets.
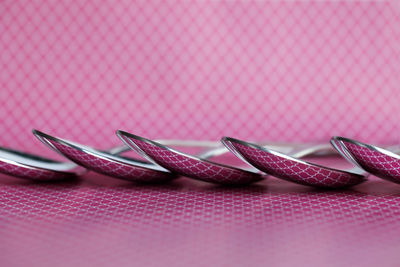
1,0,400,155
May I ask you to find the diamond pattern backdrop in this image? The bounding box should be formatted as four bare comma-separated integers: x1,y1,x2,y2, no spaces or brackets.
1,0,399,155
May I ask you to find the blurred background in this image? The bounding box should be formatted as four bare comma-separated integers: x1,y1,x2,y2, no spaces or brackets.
1,0,399,155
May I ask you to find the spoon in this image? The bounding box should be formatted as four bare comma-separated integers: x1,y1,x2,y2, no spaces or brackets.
221,137,366,188
0,145,81,181
331,136,400,184
116,130,264,185
33,130,182,183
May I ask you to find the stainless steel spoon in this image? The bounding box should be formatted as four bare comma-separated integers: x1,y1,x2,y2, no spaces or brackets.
0,145,82,181
331,136,400,184
116,131,263,185
221,137,366,188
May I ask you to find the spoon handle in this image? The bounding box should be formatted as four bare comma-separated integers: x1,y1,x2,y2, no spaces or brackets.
106,140,223,155
109,140,339,158
197,143,337,160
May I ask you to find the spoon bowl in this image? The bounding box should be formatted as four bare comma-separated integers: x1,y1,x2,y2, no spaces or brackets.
331,136,400,184
116,131,264,185
0,146,80,181
221,137,366,188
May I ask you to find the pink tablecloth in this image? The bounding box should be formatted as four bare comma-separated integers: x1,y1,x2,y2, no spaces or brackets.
1,156,400,267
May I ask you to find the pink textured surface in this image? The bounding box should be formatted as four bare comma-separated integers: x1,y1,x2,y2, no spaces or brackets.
224,139,365,188
42,137,177,183
340,140,400,184
120,133,263,185
1,160,400,267
1,0,400,155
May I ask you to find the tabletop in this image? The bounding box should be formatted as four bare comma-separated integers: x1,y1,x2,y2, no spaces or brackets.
1,156,400,267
